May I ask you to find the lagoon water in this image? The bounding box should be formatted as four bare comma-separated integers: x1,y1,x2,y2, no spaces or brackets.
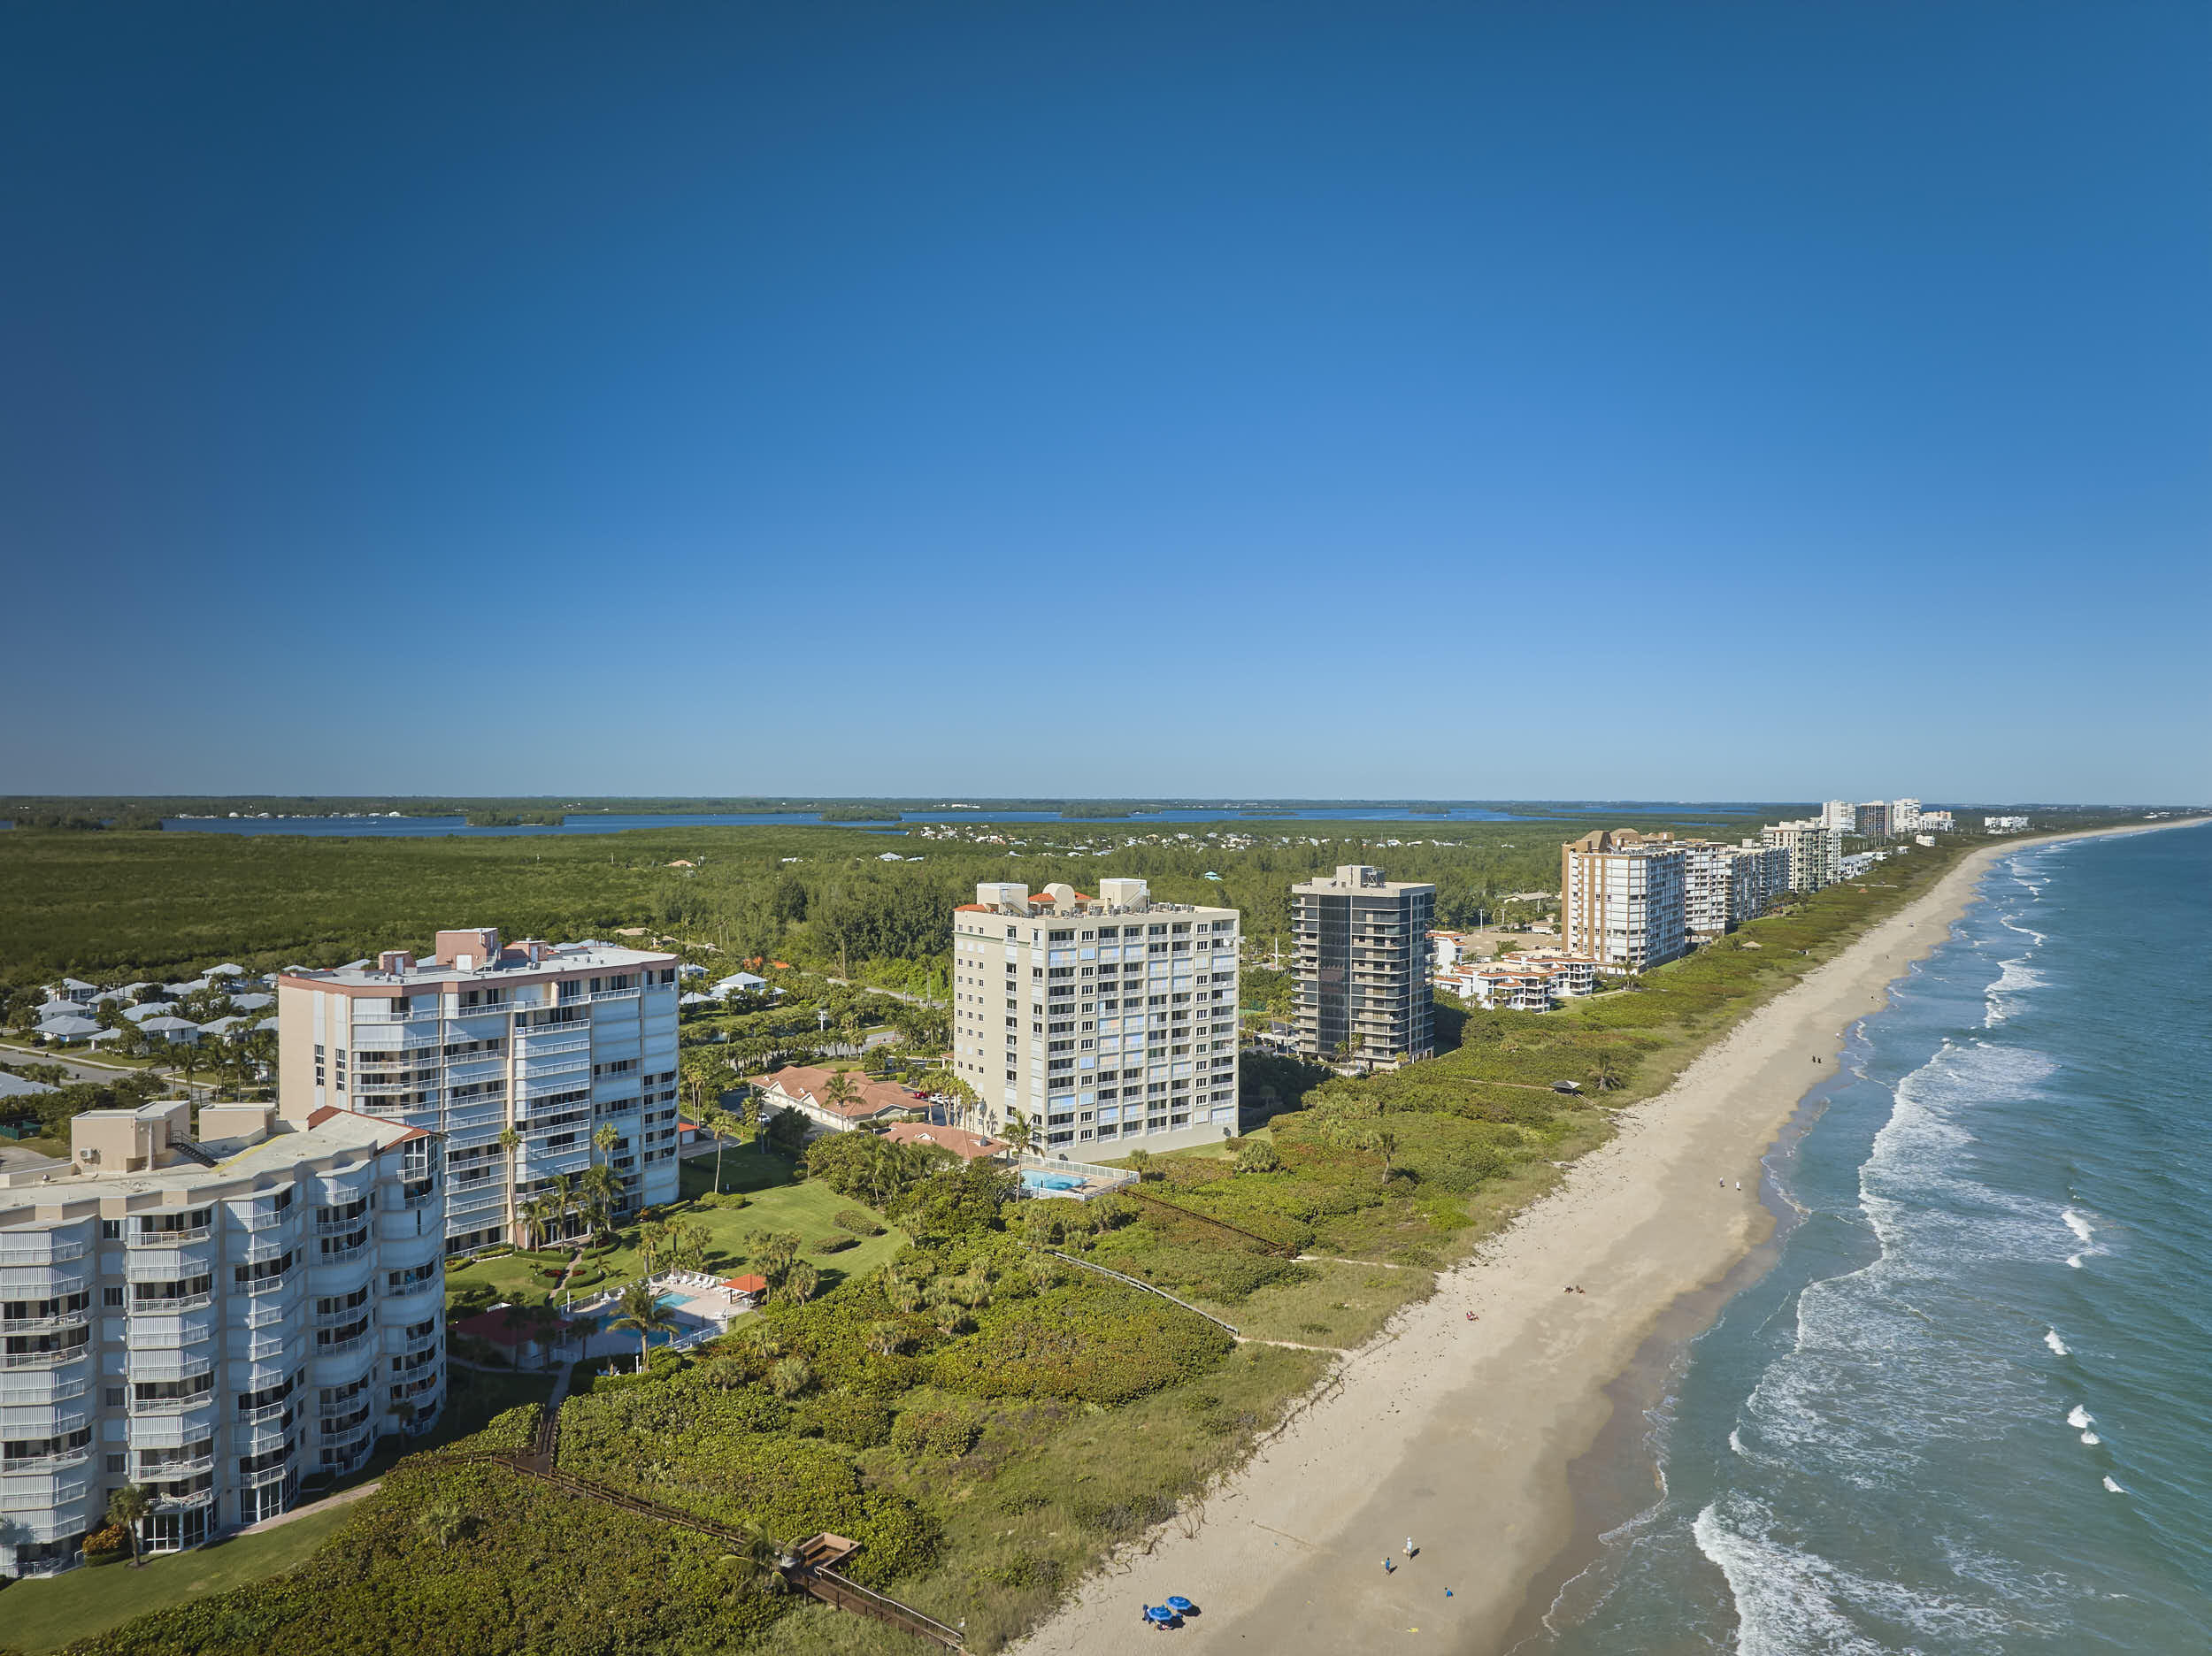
1534,823,2212,1653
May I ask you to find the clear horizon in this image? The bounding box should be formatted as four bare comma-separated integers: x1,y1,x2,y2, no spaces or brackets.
4,4,2206,801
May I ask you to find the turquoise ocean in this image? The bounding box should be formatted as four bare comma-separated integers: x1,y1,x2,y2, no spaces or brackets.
1529,822,2212,1653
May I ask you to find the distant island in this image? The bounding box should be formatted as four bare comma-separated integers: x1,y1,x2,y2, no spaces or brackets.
464,809,565,827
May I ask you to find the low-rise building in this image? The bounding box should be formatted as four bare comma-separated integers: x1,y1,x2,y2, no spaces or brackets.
1985,815,2030,833
1916,809,1955,832
0,1101,444,1577
1427,931,1480,974
880,1122,1006,1162
747,1066,924,1135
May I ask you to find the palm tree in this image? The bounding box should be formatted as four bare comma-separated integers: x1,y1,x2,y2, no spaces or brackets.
704,1105,739,1194
106,1484,151,1568
579,1162,619,1239
717,1524,788,1591
820,1070,859,1117
607,1280,679,1371
1003,1108,1036,1157
415,1498,472,1545
639,1219,672,1277
773,1262,820,1307
496,1126,522,1240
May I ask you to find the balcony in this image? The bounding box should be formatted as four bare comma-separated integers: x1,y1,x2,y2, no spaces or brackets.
150,1484,217,1511
130,1292,214,1315
239,1460,295,1490
314,1330,373,1358
242,1272,294,1298
127,1390,215,1415
315,1237,371,1266
0,1238,89,1268
236,1400,295,1428
0,1371,89,1408
127,1353,214,1384
128,1223,211,1247
0,1310,89,1336
1,1479,88,1516
316,1213,373,1237
135,1453,213,1479
1,1345,90,1372
0,1446,91,1475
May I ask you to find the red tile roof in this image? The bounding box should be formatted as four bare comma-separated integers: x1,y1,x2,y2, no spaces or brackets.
883,1122,1006,1161
748,1065,921,1120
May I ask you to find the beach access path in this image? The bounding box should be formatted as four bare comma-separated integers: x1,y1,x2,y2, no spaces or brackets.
1012,825,2186,1656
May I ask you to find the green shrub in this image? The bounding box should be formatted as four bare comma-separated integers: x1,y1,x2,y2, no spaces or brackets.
833,1208,884,1236
926,1283,1233,1405
890,1404,979,1459
814,1235,857,1254
796,1391,895,1448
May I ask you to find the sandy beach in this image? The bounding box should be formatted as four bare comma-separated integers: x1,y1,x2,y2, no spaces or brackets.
1013,824,2186,1655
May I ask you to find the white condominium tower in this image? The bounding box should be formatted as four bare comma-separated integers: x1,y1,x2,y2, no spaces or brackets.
0,1100,444,1576
1560,830,1688,972
949,879,1241,1155
1762,819,1842,893
1684,842,1786,937
1821,801,1857,832
1891,799,1923,832
277,929,682,1254
1290,866,1437,1069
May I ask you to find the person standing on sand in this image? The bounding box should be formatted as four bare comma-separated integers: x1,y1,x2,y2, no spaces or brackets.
1383,1556,1395,1574
1405,1537,1416,1558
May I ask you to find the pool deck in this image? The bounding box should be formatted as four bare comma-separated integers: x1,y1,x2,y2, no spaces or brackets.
561,1275,749,1361
1011,1154,1137,1201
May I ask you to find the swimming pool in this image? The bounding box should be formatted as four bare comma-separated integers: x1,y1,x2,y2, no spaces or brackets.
587,1292,695,1341
1020,1170,1086,1192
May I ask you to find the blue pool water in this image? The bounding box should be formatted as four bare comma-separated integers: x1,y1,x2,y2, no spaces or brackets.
1021,1171,1085,1192
588,1291,695,1342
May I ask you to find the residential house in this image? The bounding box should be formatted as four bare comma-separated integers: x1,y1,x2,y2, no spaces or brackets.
748,1066,924,1135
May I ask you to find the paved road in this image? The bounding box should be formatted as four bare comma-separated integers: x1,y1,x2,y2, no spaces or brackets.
822,978,944,1008
0,1042,217,1100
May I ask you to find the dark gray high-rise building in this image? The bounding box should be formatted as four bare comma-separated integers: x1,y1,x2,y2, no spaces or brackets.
1291,865,1436,1069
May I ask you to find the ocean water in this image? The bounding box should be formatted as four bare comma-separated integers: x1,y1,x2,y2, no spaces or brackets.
1532,823,2212,1654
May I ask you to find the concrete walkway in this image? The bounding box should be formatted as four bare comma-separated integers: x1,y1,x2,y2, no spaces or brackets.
234,1478,382,1537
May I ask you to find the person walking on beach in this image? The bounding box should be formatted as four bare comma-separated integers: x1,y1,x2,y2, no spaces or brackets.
1405,1537,1417,1558
1383,1556,1395,1574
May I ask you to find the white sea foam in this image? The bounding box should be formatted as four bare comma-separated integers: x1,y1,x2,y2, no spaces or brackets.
2062,1209,2094,1246
1729,1428,1745,1456
2081,1431,2101,1445
1984,957,2046,1025
2067,1254,2085,1269
2066,1404,2100,1445
2104,1476,2126,1494
1694,1494,2039,1654
2044,1329,2070,1356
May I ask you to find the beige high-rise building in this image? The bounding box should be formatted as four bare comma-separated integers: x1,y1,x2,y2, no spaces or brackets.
1291,866,1436,1068
0,1101,443,1576
1560,830,1688,972
277,928,683,1254
949,879,1240,1155
1762,819,1841,892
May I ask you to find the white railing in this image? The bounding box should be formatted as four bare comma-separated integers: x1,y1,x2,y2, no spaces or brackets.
236,1400,293,1427
314,1330,373,1358
129,1223,211,1247
242,1273,293,1297
127,1390,214,1414
316,1213,372,1236
0,1446,90,1475
0,1311,88,1335
239,1460,294,1488
135,1453,213,1479
1,1479,87,1514
0,1238,89,1267
1,1346,89,1371
127,1353,213,1383
0,1373,88,1407
129,1292,213,1315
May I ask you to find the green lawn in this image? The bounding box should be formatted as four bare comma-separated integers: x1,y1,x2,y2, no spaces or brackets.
442,1146,910,1317
1,1499,358,1654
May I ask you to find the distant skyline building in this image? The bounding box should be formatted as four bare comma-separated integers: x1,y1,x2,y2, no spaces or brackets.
1821,801,1857,832
949,878,1240,1154
0,1100,443,1576
1560,831,1688,973
276,929,683,1254
1855,801,1893,839
1890,798,1923,832
1291,866,1437,1068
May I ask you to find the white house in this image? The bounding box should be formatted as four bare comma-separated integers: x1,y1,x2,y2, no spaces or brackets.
136,1016,203,1045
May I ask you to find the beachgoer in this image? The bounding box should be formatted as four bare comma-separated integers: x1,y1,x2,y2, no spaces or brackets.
1383,1557,1394,1574
1405,1537,1416,1556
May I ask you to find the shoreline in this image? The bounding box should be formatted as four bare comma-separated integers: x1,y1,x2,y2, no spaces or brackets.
1012,820,2198,1655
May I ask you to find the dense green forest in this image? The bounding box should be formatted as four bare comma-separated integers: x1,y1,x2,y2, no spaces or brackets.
0,814,1718,990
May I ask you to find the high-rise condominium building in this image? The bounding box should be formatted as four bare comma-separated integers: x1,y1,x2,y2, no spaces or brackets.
1291,866,1437,1069
1684,842,1787,936
1855,801,1893,839
1560,832,1688,972
1763,820,1842,893
1821,801,1857,832
1891,799,1923,833
949,879,1240,1155
0,1100,444,1577
277,929,681,1254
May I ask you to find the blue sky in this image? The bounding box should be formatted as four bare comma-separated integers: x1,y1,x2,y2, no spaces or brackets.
4,3,2206,802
